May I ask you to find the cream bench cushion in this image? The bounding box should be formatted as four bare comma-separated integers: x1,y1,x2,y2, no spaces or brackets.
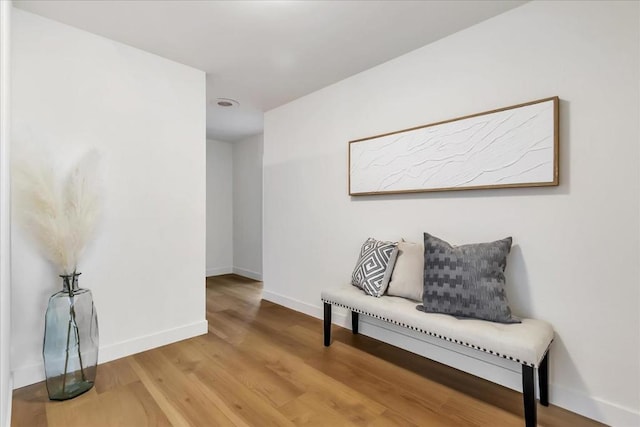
321,285,553,368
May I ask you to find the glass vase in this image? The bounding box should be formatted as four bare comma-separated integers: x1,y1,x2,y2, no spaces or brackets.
43,272,99,400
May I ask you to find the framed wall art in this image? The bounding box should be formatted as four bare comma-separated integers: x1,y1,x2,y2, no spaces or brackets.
348,96,559,195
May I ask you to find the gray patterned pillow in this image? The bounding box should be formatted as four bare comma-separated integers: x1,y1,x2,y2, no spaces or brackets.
352,238,398,297
417,232,519,323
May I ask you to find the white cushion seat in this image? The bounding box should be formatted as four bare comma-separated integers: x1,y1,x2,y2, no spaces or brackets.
321,285,553,368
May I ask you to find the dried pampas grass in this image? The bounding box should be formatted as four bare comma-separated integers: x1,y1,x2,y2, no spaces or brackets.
13,150,102,274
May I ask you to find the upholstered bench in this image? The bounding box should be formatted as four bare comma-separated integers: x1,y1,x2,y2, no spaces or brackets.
321,286,554,427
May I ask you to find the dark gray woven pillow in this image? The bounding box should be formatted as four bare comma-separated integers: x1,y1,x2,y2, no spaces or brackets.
417,232,519,324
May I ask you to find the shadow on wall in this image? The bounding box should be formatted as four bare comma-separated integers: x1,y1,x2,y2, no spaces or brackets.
505,244,531,318
549,333,603,422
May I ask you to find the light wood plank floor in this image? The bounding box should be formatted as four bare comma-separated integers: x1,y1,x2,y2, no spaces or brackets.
13,274,604,426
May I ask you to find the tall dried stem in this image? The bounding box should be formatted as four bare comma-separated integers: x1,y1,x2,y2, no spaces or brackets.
13,150,102,274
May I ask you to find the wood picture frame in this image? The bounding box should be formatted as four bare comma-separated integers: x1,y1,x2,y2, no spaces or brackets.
348,96,559,196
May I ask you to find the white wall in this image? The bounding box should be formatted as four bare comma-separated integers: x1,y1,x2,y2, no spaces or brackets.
232,133,263,280
11,9,207,387
206,138,233,276
263,1,639,425
0,3,11,425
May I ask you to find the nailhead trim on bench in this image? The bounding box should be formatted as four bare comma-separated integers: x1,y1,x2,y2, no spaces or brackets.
322,298,551,368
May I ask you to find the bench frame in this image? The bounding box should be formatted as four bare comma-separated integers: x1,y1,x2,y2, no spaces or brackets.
323,303,549,427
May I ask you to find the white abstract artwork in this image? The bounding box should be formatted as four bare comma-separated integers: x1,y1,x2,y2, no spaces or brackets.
349,97,558,195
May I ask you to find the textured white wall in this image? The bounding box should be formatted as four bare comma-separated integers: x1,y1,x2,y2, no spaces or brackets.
11,9,207,387
263,1,639,425
232,133,263,280
0,2,11,426
206,139,234,276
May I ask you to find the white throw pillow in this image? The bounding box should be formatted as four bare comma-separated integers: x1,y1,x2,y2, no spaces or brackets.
387,240,424,301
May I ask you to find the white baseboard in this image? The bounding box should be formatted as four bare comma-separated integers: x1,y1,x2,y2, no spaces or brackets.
98,319,208,364
261,289,639,427
206,267,233,277
232,267,262,281
12,320,208,389
12,363,43,390
262,290,323,319
550,383,639,427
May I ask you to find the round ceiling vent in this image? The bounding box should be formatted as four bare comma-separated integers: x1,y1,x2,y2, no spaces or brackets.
215,98,239,107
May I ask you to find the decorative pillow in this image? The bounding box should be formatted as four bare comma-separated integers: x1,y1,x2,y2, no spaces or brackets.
387,240,424,301
417,232,519,323
352,238,398,297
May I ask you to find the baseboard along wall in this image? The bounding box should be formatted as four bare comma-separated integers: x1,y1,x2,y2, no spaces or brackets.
206,267,233,277
232,267,262,281
206,266,262,281
12,320,208,389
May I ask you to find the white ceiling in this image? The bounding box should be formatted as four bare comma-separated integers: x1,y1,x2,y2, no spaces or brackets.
14,0,527,142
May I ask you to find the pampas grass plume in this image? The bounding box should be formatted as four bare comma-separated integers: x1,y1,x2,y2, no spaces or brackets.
13,150,102,274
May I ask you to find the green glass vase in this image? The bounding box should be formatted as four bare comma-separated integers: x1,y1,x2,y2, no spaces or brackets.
43,272,99,400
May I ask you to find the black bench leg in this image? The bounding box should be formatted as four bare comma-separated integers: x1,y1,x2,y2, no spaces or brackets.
323,303,331,346
522,364,536,427
539,352,549,406
351,311,359,334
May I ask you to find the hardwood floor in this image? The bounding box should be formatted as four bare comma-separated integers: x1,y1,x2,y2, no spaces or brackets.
12,274,604,427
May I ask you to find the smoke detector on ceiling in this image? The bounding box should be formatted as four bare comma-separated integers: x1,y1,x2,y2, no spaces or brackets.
215,98,239,107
